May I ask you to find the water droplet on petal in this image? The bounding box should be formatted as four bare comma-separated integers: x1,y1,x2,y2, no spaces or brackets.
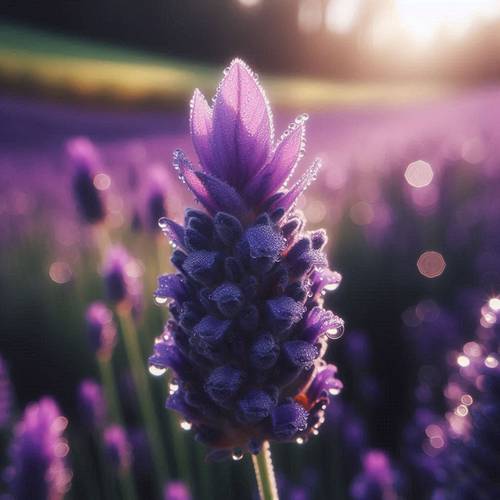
232,449,244,461
180,420,192,431
326,320,344,340
149,365,166,376
296,437,304,444
154,296,169,305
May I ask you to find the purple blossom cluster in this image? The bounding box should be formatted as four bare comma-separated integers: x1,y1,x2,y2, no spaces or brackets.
5,398,71,500
149,60,343,457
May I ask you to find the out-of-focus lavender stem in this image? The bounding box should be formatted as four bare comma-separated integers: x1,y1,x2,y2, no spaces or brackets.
98,358,124,426
98,360,137,500
93,224,112,262
118,308,169,491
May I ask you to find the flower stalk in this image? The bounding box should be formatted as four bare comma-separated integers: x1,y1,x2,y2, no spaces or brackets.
252,442,279,500
118,308,169,487
98,358,123,426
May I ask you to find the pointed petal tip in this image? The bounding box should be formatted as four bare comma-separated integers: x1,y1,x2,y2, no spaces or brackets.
268,158,323,214
212,58,273,187
190,88,209,111
227,58,252,73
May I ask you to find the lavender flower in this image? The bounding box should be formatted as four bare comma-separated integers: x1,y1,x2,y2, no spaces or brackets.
350,450,398,500
0,355,13,429
437,367,500,500
77,379,106,429
433,298,500,499
103,246,143,313
149,60,343,458
128,427,153,479
104,425,131,472
164,481,192,500
6,397,71,500
146,168,168,231
68,137,106,224
85,301,117,360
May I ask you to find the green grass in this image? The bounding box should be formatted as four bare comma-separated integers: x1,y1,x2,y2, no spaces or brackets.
0,22,452,109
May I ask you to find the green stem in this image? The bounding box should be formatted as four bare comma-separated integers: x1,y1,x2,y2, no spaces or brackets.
97,359,138,500
252,441,279,500
93,223,112,262
118,309,169,490
168,412,192,483
98,358,123,426
118,469,137,500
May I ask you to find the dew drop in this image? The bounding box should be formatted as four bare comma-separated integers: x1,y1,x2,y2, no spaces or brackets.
324,281,340,292
158,217,168,229
232,449,244,461
154,296,168,305
180,420,192,431
296,437,304,445
329,386,341,396
149,365,166,376
326,322,344,340
169,381,179,394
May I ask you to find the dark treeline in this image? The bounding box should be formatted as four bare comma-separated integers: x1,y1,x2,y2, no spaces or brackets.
1,0,500,81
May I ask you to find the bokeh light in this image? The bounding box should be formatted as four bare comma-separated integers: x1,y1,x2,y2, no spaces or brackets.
417,251,446,278
404,160,434,188
93,173,111,191
49,261,73,284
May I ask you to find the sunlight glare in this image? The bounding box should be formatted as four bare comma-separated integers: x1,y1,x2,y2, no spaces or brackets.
326,0,362,34
395,0,500,44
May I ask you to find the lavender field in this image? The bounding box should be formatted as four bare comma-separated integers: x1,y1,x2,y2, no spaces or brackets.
1,8,500,500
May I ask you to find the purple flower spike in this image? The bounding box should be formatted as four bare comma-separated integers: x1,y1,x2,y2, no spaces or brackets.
149,61,343,458
164,480,192,500
77,379,106,430
7,397,72,500
146,168,169,231
104,425,132,472
351,450,398,500
103,246,143,312
85,301,117,360
68,136,106,224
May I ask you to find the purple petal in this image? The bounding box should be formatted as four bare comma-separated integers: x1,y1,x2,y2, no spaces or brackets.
190,89,216,174
172,149,217,213
283,340,319,369
154,274,188,304
194,172,248,218
302,307,343,343
305,364,342,403
271,402,308,439
159,217,186,250
268,159,322,214
310,268,342,298
212,59,273,187
244,117,306,206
